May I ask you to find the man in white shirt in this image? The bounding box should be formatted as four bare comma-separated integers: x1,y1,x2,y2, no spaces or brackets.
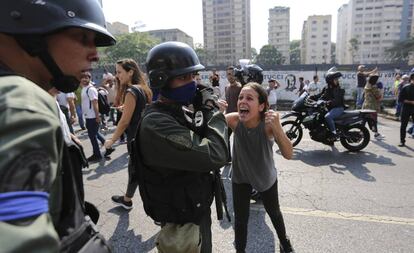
267,78,279,110
306,75,320,96
81,71,106,162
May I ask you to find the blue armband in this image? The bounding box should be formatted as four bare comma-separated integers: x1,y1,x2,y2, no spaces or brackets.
0,191,49,221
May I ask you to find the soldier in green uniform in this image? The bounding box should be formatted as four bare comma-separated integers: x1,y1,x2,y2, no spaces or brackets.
137,42,230,253
0,0,115,252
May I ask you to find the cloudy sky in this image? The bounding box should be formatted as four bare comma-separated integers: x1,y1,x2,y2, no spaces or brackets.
103,0,349,50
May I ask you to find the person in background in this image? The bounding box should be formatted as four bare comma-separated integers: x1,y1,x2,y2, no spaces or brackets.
195,73,203,86
81,71,107,162
225,66,242,114
222,82,294,253
398,73,414,147
209,69,220,87
306,75,320,96
297,77,305,96
396,74,410,119
356,65,378,108
101,74,117,125
74,85,86,130
311,68,345,140
267,78,279,111
362,72,384,139
106,58,152,209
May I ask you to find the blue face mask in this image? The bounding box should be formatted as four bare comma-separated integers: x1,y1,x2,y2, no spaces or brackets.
160,81,196,105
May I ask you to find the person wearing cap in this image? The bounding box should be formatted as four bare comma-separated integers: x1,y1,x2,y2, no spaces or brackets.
356,65,378,108
267,78,279,110
136,41,229,253
0,0,115,251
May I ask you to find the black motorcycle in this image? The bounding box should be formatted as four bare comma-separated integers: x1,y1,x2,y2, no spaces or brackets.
281,92,378,152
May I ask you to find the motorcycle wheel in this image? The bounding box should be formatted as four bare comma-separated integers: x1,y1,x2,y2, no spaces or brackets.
281,120,303,147
340,125,370,152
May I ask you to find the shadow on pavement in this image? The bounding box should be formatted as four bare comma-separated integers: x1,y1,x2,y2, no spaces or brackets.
107,207,157,253
371,139,414,157
85,153,129,181
289,146,396,182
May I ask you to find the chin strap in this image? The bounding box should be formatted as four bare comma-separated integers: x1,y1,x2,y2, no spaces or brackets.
14,34,79,93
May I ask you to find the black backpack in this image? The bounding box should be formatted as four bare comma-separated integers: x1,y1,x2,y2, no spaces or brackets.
87,87,111,115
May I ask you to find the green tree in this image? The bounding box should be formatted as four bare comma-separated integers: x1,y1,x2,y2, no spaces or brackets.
289,40,301,65
385,37,414,63
251,48,258,62
98,32,159,66
255,45,284,67
194,44,215,67
348,38,359,63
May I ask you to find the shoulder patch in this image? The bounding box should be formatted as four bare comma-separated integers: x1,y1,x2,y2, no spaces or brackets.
165,134,193,150
1,150,52,192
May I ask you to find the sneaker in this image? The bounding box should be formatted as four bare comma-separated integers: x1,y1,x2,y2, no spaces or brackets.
87,154,102,162
374,133,384,139
104,147,115,157
111,195,133,210
398,142,405,147
280,238,295,253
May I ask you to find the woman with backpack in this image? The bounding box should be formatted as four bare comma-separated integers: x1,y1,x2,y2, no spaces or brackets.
104,58,153,210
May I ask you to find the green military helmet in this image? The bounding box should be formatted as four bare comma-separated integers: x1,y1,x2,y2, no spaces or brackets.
146,41,205,89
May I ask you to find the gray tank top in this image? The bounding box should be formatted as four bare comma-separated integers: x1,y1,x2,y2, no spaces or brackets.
232,121,277,192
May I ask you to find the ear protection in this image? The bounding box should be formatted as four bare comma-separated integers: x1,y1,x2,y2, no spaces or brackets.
149,69,170,89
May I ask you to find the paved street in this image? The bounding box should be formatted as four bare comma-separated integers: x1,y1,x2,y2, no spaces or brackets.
77,114,414,253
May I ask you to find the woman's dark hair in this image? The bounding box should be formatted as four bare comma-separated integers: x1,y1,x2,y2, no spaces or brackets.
243,82,269,119
116,58,153,102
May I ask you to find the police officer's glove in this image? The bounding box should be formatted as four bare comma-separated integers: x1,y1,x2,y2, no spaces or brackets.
193,87,219,111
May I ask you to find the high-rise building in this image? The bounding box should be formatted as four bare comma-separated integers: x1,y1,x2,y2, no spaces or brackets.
147,29,194,48
336,0,414,64
336,4,352,64
268,7,290,64
301,15,332,64
202,0,251,66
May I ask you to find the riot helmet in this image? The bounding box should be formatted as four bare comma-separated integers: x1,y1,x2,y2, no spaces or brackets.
146,41,205,89
0,0,116,92
325,67,342,85
234,64,264,85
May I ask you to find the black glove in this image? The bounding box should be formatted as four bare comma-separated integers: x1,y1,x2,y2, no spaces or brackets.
193,87,219,111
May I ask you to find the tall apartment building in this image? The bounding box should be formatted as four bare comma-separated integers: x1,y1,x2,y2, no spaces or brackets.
268,7,290,64
336,0,414,64
106,21,129,36
300,15,332,64
147,29,194,48
202,0,251,66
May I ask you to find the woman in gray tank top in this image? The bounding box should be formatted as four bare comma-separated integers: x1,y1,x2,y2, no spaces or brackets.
222,83,295,253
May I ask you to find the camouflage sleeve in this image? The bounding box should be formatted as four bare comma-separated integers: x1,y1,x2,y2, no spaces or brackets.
0,78,63,252
140,110,229,172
